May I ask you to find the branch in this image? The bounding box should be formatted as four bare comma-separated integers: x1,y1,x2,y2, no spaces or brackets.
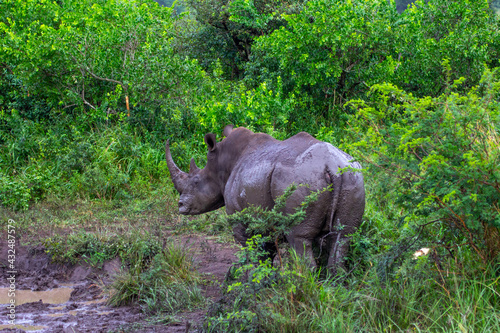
86,69,128,91
83,99,96,110
62,104,77,109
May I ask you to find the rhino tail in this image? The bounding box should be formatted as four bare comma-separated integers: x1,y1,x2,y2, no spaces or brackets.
325,166,342,233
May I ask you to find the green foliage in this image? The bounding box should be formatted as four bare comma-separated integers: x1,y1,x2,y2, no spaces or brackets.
245,0,500,137
182,0,308,79
247,0,400,126
0,0,205,138
0,171,31,210
42,229,162,267
0,109,60,208
0,109,173,208
0,67,52,121
395,0,500,96
348,67,500,262
203,236,324,332
226,184,330,246
194,77,294,138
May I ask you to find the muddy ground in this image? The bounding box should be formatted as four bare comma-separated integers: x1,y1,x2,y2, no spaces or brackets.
0,237,237,332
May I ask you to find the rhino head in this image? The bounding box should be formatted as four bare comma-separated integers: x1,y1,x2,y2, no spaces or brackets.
165,132,226,215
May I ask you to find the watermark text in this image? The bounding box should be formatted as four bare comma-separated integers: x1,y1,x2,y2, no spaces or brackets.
6,219,17,325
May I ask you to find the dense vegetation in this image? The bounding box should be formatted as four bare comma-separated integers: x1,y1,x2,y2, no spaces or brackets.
1,0,499,331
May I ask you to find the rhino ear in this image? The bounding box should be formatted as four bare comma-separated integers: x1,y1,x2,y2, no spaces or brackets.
204,133,217,152
223,125,234,138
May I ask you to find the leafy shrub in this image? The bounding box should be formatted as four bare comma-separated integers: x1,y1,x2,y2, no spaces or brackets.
247,0,400,129
347,66,500,263
395,0,500,96
0,67,52,121
0,106,173,207
42,230,162,267
0,172,31,210
181,0,308,79
0,0,208,141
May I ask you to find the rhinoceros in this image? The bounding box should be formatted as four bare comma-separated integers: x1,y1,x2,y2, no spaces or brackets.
166,126,365,273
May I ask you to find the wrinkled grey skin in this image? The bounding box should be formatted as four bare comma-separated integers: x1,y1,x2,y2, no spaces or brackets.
166,126,365,273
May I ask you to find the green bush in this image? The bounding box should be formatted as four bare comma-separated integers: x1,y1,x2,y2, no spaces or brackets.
42,230,163,267
347,66,500,263
0,172,31,210
247,0,400,130
0,107,174,208
0,0,208,139
0,67,52,121
395,0,500,97
181,0,308,80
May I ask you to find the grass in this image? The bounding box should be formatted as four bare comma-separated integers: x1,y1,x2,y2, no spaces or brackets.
0,191,232,247
200,187,500,333
3,185,499,332
106,241,205,315
204,245,500,332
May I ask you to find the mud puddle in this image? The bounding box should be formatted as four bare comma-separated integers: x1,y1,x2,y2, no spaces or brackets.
0,287,74,305
0,283,121,332
0,237,237,332
0,278,140,333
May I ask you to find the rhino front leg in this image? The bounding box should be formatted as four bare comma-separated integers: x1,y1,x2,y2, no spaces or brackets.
233,223,277,261
232,223,249,247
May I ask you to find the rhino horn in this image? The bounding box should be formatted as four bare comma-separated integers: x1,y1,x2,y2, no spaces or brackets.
189,158,200,173
165,140,188,193
223,125,234,137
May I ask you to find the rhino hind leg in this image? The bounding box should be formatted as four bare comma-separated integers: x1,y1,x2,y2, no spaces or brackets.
325,232,349,275
326,186,365,274
286,235,317,269
285,199,331,269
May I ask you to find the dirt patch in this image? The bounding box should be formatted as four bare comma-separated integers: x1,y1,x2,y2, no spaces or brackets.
0,236,237,332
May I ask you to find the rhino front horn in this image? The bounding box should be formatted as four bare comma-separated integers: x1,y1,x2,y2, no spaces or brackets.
165,140,188,193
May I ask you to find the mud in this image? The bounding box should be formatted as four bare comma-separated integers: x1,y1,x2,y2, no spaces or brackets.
0,236,237,332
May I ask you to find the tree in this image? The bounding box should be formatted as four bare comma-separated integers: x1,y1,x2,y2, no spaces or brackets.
395,0,500,97
247,0,400,128
181,0,308,79
0,0,205,137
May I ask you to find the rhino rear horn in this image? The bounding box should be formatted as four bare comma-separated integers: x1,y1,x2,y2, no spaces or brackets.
165,140,188,193
189,158,200,173
223,125,234,138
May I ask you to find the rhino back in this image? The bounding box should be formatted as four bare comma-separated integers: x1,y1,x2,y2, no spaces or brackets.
223,131,359,214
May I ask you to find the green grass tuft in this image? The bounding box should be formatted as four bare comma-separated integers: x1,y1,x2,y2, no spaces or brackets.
107,241,204,314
